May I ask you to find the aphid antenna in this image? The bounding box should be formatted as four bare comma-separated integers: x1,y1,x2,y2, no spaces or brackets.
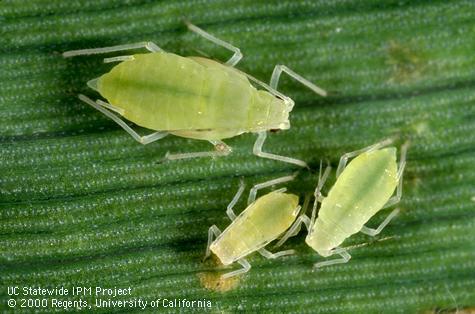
397,140,411,180
310,162,331,228
318,160,323,180
401,139,411,152
368,137,394,153
292,205,303,216
300,194,312,215
96,99,125,115
342,235,397,252
191,48,212,58
246,172,297,205
381,137,395,146
273,187,287,194
243,72,290,103
288,170,301,181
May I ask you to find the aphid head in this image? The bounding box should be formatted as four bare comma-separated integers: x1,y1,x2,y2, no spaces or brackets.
252,90,294,131
282,96,295,112
268,95,295,130
305,233,334,257
304,222,338,257
209,241,234,266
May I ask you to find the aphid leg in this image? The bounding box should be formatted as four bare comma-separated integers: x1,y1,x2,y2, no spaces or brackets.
253,132,309,168
185,21,243,67
383,141,409,208
78,95,168,144
63,41,162,58
226,179,246,221
275,195,310,247
270,65,327,97
204,225,222,260
360,208,400,236
274,214,311,248
247,172,297,205
336,138,394,178
310,164,332,227
258,247,295,259
314,247,351,269
95,99,124,115
165,140,231,161
222,258,251,279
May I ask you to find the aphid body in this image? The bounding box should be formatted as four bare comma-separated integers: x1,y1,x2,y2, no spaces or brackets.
277,140,408,267
96,53,291,141
212,191,299,265
206,175,300,278
63,22,326,167
307,147,398,257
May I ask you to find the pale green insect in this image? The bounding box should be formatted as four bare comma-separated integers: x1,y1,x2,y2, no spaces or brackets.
277,139,409,268
62,22,327,167
206,174,301,278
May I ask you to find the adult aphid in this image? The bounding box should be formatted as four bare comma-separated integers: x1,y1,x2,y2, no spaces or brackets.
63,22,327,167
206,174,301,278
276,139,409,267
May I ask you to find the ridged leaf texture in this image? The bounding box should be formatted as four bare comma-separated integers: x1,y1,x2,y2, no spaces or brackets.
1,1,474,313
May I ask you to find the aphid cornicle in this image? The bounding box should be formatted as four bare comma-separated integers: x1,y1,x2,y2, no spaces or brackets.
63,22,327,167
276,139,409,268
206,174,301,278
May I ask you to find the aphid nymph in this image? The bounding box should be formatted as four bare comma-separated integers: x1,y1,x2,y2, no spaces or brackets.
276,139,409,267
206,174,301,278
63,22,327,167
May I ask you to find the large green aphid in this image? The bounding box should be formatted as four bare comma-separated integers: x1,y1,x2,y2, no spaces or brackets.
206,174,301,278
276,139,409,267
62,22,327,167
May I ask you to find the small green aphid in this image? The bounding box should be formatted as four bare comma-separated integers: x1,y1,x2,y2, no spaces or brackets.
62,22,326,167
206,174,301,278
277,139,409,267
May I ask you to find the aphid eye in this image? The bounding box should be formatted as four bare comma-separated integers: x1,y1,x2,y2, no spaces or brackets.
269,129,280,133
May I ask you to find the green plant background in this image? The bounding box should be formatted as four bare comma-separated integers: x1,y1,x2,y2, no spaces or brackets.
1,0,474,313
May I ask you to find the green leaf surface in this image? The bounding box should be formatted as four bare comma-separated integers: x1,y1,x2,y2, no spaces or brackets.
1,0,474,313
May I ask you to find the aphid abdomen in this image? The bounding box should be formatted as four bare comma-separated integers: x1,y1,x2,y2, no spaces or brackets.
211,192,299,265
98,53,197,129
308,148,398,254
98,53,252,133
170,57,255,140
211,218,262,265
98,53,291,140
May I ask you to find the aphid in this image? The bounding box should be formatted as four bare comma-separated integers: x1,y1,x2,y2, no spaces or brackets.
62,22,327,167
276,139,409,267
206,174,301,278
